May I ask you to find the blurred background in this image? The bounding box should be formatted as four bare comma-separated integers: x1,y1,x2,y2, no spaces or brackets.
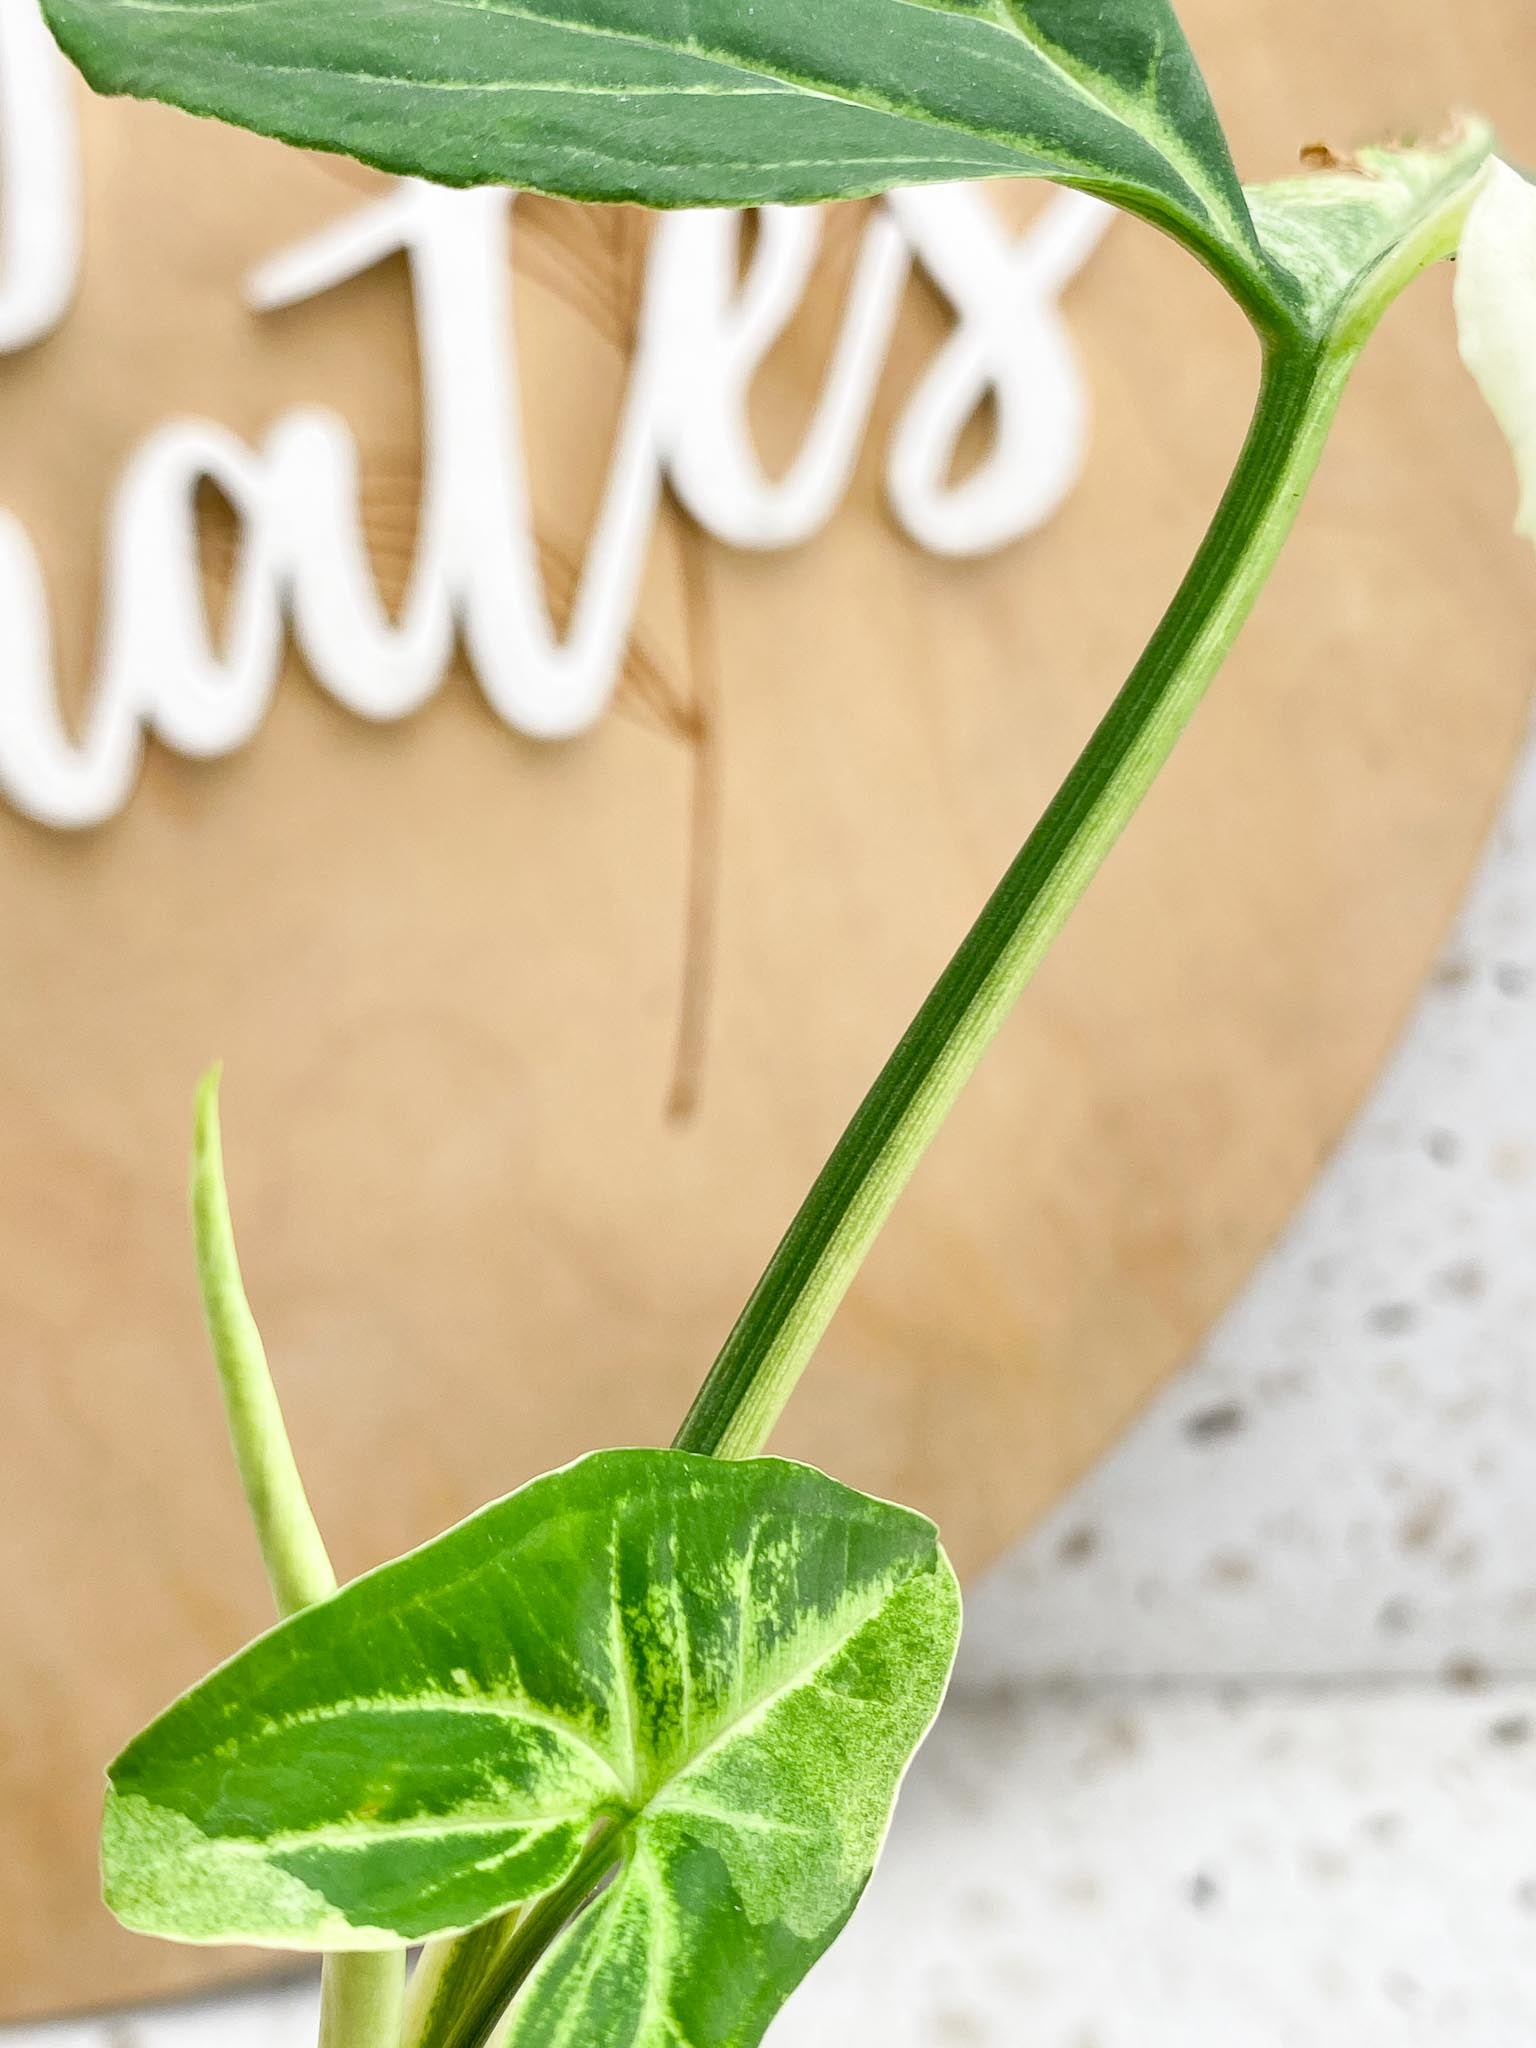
3,0,1536,2043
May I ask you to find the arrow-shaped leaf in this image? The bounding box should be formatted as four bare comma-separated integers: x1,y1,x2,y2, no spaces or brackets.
104,1448,959,2044
43,0,1295,330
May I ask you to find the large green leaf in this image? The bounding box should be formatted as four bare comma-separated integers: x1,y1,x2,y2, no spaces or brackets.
105,1449,959,2037
43,0,1292,326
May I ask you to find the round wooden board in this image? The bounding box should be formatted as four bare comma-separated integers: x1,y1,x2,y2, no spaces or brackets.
4,0,1536,2021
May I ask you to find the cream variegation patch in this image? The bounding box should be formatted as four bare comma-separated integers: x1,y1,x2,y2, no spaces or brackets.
103,1795,395,1951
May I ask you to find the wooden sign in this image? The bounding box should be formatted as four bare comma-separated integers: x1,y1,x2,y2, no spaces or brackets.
2,0,1534,2020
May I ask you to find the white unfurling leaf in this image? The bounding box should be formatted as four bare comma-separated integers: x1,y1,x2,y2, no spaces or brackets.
1455,157,1536,544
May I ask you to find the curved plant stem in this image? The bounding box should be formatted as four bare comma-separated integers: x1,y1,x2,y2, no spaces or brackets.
420,334,1360,2048
673,335,1357,1462
192,1071,407,2048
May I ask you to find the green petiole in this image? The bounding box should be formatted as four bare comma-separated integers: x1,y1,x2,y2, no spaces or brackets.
674,134,1495,1469
674,337,1349,1462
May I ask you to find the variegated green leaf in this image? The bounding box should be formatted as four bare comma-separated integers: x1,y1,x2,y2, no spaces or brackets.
1245,123,1495,343
104,1447,959,2044
43,0,1293,329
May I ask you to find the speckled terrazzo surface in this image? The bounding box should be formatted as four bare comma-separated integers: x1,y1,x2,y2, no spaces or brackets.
13,728,1536,2047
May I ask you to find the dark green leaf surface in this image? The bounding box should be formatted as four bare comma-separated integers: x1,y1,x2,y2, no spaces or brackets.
44,0,1290,324
105,1449,958,2042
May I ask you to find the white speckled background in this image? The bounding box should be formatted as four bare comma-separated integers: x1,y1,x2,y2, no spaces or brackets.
13,722,1536,2047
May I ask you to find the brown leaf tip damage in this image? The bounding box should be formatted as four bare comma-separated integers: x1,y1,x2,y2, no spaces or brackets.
1299,140,1354,175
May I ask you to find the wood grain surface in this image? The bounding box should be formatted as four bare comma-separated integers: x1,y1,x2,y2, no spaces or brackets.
4,0,1535,2020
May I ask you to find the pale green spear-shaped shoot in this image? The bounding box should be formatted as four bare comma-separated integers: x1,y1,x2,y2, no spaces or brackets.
191,1068,407,2048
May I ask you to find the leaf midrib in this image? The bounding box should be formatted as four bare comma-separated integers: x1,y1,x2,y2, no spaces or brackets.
476,1578,914,2045
120,0,1203,206
466,0,1172,178
262,1811,584,1854
618,1562,918,1846
201,1688,629,1798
